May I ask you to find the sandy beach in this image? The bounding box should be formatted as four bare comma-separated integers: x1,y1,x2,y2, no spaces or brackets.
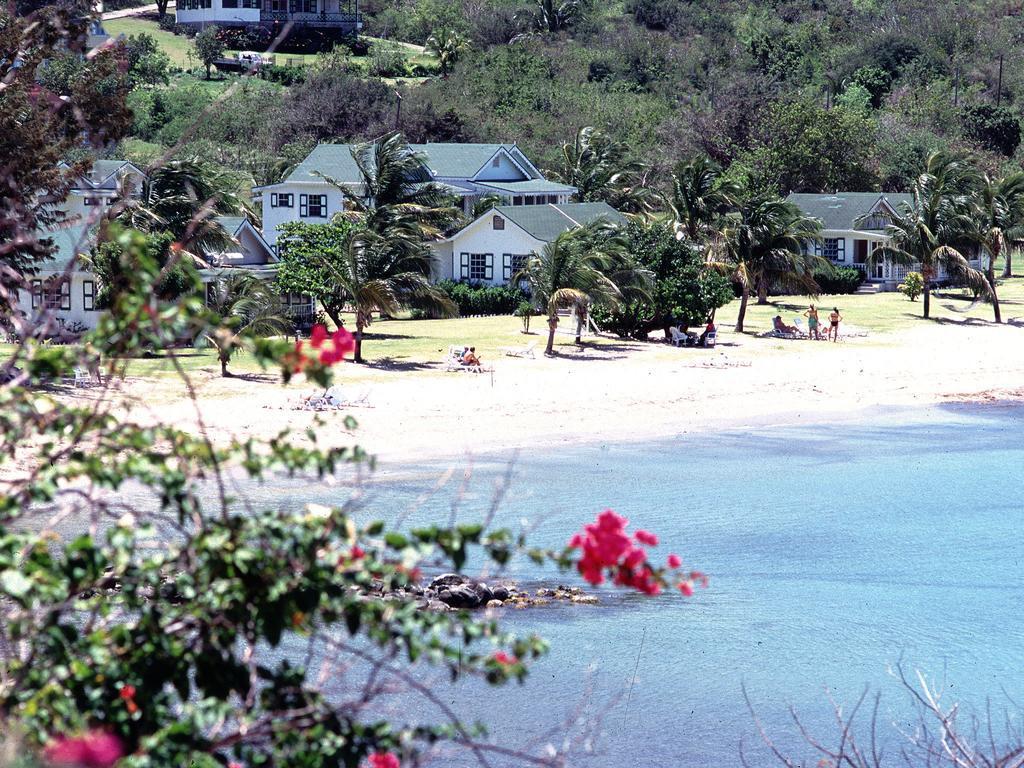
93,319,1024,466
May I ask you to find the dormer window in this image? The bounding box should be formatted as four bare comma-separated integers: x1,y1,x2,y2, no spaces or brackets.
492,216,505,230
492,156,501,168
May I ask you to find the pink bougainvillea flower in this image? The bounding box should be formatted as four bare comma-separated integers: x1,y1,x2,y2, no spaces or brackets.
666,554,682,569
310,324,329,347
634,530,658,547
44,731,124,768
492,651,518,666
678,581,694,597
367,752,400,768
349,545,365,560
118,685,135,701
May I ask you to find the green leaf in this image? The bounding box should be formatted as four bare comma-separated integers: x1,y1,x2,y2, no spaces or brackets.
1,570,32,598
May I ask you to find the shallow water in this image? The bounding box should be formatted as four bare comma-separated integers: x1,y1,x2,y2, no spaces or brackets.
279,403,1024,767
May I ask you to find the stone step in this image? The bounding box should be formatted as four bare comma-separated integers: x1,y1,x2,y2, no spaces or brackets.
855,283,882,294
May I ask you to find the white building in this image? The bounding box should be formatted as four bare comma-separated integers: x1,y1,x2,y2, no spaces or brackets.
255,142,577,249
431,202,627,287
12,161,147,334
788,192,989,291
175,0,360,32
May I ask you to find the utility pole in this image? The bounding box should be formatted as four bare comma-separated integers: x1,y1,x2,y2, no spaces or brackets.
997,55,1004,108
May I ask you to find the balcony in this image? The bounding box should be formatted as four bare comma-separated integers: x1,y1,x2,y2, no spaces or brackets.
260,10,359,26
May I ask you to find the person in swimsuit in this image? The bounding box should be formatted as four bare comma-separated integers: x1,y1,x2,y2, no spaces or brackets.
828,307,843,342
804,305,820,340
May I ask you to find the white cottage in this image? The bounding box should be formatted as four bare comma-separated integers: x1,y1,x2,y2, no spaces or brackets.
432,202,627,287
788,192,989,291
255,142,577,249
14,224,101,334
175,0,360,32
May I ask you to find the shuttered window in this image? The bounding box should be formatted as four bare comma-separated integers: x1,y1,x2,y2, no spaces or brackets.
502,254,528,281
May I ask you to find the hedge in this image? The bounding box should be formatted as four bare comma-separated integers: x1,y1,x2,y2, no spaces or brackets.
435,280,530,316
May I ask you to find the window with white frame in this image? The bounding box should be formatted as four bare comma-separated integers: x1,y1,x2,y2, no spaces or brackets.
299,194,327,218
502,253,528,281
271,192,294,208
34,278,70,310
459,252,492,281
823,237,845,261
83,280,96,311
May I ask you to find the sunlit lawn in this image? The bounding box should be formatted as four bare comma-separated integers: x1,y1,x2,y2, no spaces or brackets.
105,17,195,67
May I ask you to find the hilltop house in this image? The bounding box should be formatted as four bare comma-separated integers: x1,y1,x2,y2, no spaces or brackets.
787,192,989,291
175,0,360,32
431,202,627,287
255,142,577,249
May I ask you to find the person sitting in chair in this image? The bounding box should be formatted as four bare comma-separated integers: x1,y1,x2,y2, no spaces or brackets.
699,320,716,346
773,315,798,335
462,347,482,367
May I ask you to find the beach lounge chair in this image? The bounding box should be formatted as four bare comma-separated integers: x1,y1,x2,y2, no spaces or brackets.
670,327,691,347
700,330,717,348
501,340,537,358
445,345,466,372
73,368,96,388
771,317,801,339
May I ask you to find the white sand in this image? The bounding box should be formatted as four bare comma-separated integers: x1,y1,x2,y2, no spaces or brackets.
109,321,1024,464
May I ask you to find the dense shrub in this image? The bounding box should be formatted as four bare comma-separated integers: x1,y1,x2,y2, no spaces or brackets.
261,64,306,86
961,104,1021,157
435,280,529,316
813,266,865,295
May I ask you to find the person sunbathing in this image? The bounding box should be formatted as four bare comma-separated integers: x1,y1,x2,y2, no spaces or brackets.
462,347,482,367
773,315,798,334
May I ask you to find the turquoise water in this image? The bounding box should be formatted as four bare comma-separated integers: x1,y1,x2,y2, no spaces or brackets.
276,404,1024,766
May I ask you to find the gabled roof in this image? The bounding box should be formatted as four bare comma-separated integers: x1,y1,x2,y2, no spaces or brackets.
211,216,277,263
281,142,540,185
34,223,95,272
786,192,912,232
487,202,626,243
60,159,146,189
215,216,248,236
476,180,577,194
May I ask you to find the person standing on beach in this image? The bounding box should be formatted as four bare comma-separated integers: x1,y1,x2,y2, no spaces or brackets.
828,307,843,342
804,305,820,340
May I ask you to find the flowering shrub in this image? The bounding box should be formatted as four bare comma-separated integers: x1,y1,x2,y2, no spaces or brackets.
568,510,707,596
0,230,703,768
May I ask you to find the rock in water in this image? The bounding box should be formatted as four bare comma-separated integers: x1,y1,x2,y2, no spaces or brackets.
430,573,470,590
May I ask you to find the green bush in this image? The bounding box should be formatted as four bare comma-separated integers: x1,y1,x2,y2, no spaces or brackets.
261,64,306,85
898,270,924,301
813,266,865,294
436,280,529,316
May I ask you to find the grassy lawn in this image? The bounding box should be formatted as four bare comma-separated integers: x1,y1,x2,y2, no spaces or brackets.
104,17,195,67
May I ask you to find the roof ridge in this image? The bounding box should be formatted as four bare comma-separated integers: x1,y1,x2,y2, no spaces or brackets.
549,204,582,228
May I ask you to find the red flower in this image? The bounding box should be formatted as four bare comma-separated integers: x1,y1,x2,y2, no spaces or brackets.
492,651,518,666
228,763,244,768
118,685,135,701
367,752,400,768
349,545,365,559
634,530,658,546
678,581,694,597
666,554,682,569
44,731,124,768
310,324,329,347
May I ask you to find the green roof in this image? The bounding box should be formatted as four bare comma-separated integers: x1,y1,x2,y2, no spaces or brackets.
215,216,246,235
88,160,134,183
786,192,912,231
284,143,529,184
476,179,577,194
36,223,94,271
494,202,627,242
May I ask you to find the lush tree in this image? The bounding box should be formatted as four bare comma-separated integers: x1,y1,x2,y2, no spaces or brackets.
593,220,734,339
86,230,200,309
425,27,471,77
526,0,582,33
547,126,657,214
961,104,1021,157
514,220,650,354
120,158,254,256
874,153,990,319
743,100,879,195
849,65,893,108
276,220,457,362
970,171,1024,322
205,273,291,376
193,25,225,80
716,196,824,332
0,4,130,310
668,156,741,244
122,32,171,88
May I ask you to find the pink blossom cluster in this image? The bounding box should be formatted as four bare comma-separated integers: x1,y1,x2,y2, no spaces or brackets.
285,324,355,373
44,731,123,768
568,510,706,596
367,752,400,768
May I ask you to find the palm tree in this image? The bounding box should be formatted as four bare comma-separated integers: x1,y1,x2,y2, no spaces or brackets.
471,193,504,219
514,220,649,355
716,196,824,332
873,153,990,320
117,158,253,255
532,0,580,32
205,274,291,377
972,171,1024,323
546,126,657,214
668,156,741,244
319,225,457,363
424,28,470,77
